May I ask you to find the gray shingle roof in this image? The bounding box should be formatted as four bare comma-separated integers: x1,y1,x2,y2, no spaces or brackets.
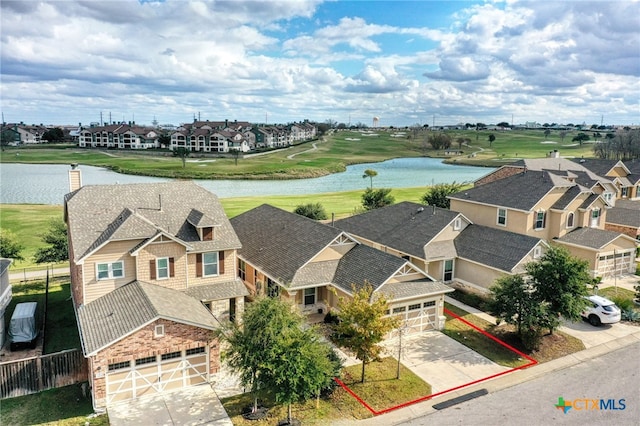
184,279,249,301
78,281,217,355
230,204,343,283
615,200,640,211
551,186,583,210
65,181,241,262
449,170,571,211
377,281,454,301
455,225,544,272
570,158,622,176
555,227,629,249
333,202,460,258
606,207,640,228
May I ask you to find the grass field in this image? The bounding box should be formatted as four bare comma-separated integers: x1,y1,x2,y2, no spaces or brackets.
0,128,596,179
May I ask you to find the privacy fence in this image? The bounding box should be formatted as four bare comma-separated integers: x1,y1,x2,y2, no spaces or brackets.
0,349,88,399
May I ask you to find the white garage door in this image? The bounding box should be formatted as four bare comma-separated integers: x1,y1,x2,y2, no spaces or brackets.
597,251,634,277
106,347,209,404
390,300,439,334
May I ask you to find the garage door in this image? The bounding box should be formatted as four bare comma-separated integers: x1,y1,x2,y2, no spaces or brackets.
390,300,438,334
597,251,634,277
106,347,209,404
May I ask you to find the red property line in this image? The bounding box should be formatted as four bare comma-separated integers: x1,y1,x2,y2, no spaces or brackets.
334,307,538,416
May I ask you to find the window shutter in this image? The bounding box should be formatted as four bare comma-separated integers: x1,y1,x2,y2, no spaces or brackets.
169,257,175,277
219,251,225,274
196,253,202,278
150,259,156,280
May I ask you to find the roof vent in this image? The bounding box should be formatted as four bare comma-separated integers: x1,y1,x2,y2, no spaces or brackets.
416,207,424,213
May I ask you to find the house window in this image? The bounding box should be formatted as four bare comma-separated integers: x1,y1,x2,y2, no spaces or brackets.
604,192,614,204
443,259,454,281
424,301,436,308
591,208,601,227
304,288,316,306
567,212,575,228
408,303,421,311
497,208,507,226
156,257,170,279
267,278,280,298
186,347,205,356
203,252,218,276
161,351,181,361
533,246,542,259
621,187,629,197
392,306,406,314
239,259,246,280
108,361,131,371
96,261,124,280
453,218,462,231
535,210,546,230
154,324,165,337
136,356,156,366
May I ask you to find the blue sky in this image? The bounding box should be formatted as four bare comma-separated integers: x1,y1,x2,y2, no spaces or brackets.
1,1,638,127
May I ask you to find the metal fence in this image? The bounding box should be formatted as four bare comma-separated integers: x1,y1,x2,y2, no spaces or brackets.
0,349,88,399
8,264,69,283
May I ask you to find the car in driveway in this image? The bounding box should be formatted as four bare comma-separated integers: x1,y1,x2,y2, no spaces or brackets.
581,295,621,326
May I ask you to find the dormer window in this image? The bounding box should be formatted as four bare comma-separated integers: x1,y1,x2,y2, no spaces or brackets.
534,210,546,230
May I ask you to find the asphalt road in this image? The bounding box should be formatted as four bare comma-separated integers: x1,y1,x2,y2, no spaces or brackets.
400,341,640,426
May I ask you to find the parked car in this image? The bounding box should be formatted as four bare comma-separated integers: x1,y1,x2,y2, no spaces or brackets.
8,302,39,350
581,295,621,326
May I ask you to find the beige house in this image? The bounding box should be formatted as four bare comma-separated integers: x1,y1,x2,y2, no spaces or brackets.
0,259,13,348
449,168,637,277
230,204,453,334
65,176,247,407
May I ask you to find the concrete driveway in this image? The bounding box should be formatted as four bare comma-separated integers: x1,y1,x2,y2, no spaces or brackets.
108,384,232,426
560,319,640,348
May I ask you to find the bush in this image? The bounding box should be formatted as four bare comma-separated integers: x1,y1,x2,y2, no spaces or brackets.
521,327,543,351
293,202,328,220
611,296,634,312
448,289,491,311
621,309,640,322
323,310,340,325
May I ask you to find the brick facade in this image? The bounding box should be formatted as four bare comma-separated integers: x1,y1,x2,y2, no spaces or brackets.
475,165,524,186
605,223,640,240
89,319,219,408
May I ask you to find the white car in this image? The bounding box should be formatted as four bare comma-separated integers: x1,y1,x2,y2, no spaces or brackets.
581,295,621,326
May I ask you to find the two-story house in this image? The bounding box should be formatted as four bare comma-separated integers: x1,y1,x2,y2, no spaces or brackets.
334,202,548,293
65,174,247,407
0,258,13,348
573,158,640,200
449,169,637,277
230,205,453,335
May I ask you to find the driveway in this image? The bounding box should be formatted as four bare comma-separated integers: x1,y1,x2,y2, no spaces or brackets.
560,319,639,348
108,384,232,426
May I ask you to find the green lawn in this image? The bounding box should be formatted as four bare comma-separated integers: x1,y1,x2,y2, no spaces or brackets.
5,278,80,353
221,357,431,424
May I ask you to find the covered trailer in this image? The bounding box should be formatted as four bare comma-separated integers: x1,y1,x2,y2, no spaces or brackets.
8,302,39,350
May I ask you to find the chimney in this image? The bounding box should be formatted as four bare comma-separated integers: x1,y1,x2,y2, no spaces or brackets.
68,164,82,192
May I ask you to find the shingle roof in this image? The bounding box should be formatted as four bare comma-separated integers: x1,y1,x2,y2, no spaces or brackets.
333,202,460,258
65,181,241,262
184,279,249,301
449,170,570,211
231,204,343,283
551,186,584,210
615,200,640,211
606,207,640,228
555,227,629,249
377,281,454,301
570,158,623,176
454,225,544,272
78,281,217,355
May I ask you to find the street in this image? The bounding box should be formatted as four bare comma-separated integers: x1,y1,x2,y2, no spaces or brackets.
400,341,640,426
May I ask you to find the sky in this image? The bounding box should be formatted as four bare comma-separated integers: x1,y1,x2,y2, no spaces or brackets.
1,0,639,128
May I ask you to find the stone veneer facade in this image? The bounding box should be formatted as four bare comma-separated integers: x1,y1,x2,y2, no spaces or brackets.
89,318,219,408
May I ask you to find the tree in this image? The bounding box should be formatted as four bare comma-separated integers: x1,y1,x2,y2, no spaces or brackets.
421,182,464,209
427,133,451,150
157,134,171,148
593,129,640,160
456,137,465,150
362,169,378,189
559,131,568,143
488,133,496,147
488,275,548,349
361,188,394,211
172,147,190,168
544,129,551,139
42,127,65,143
294,203,328,220
331,284,400,383
230,148,241,166
33,219,68,263
525,246,590,334
572,133,590,146
0,228,24,261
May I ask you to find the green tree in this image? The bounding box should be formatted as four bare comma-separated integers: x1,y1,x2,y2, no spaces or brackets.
42,127,65,143
172,147,190,168
157,134,171,147
361,188,395,211
230,148,241,166
294,202,328,220
362,169,378,189
421,182,464,209
544,129,551,139
525,246,590,334
488,275,548,350
559,130,568,143
572,133,590,146
456,137,465,150
488,133,496,147
0,228,24,261
33,219,68,264
428,133,452,150
331,284,400,383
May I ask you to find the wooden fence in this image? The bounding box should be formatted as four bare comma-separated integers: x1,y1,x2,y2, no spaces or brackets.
0,349,88,399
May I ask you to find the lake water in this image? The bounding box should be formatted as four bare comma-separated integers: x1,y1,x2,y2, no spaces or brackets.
0,158,493,205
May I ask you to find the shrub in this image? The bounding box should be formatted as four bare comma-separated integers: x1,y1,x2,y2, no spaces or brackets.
323,310,340,325
611,296,633,312
294,202,328,220
621,309,640,322
521,327,543,351
448,289,491,311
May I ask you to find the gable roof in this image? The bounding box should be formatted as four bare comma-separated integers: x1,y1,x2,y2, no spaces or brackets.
65,181,241,262
454,225,546,272
606,207,640,228
77,280,217,356
333,201,461,258
571,158,629,177
231,204,344,284
449,170,570,211
555,227,635,250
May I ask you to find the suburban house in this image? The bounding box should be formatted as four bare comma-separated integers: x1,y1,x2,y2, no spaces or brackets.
230,204,453,334
605,200,640,241
572,158,640,200
0,258,13,348
333,202,548,293
449,168,638,278
64,175,247,407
